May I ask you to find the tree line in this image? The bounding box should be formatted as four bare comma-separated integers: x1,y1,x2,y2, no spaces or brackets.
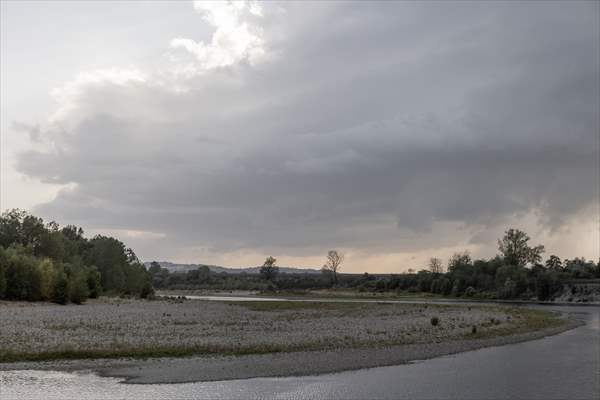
0,209,153,304
151,229,599,301
3,208,596,303
148,250,347,292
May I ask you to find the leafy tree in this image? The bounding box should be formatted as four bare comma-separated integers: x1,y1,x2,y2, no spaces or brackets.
447,251,472,272
85,236,128,292
545,255,563,270
125,247,140,264
20,214,46,251
36,230,65,261
69,270,89,304
38,258,55,300
61,225,88,262
51,269,69,305
3,248,42,301
498,228,545,267
260,256,279,281
86,267,102,298
122,262,154,296
0,209,27,248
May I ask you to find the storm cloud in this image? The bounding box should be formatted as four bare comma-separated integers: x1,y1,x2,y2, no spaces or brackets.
13,1,599,269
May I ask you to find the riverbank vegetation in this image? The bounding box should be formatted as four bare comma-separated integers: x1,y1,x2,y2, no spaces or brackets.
151,229,599,302
0,209,152,304
2,209,597,304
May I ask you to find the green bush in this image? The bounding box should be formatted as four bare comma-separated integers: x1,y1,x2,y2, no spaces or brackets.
2,248,42,301
139,278,154,299
51,270,69,305
430,317,439,326
0,264,6,298
86,267,101,298
69,271,89,304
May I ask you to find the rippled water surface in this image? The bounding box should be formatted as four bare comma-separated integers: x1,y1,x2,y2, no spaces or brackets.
1,305,598,400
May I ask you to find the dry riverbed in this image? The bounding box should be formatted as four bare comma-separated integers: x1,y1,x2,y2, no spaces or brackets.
0,298,577,382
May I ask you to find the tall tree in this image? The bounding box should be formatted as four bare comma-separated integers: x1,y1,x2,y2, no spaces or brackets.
498,229,545,267
545,255,563,270
148,261,162,275
0,209,26,247
260,256,279,281
323,250,344,284
447,251,472,272
85,236,128,291
428,257,443,274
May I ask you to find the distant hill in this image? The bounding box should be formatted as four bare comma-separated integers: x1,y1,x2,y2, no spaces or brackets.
143,261,321,275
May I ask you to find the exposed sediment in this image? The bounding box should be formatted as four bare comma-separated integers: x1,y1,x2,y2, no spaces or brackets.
0,298,580,383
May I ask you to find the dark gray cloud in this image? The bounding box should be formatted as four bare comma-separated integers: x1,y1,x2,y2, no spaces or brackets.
15,1,599,262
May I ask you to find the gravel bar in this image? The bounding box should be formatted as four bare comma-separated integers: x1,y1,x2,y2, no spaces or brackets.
0,298,581,383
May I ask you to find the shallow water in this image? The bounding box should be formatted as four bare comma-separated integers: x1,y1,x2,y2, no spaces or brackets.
170,294,491,305
1,305,598,400
179,295,284,301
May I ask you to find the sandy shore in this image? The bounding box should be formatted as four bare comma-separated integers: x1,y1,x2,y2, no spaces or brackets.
0,298,581,383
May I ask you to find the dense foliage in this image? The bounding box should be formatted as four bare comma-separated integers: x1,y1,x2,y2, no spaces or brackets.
0,209,152,304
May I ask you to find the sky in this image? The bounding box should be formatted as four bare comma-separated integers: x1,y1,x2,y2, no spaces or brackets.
1,1,599,272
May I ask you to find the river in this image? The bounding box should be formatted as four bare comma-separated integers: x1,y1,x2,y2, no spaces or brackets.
1,303,598,400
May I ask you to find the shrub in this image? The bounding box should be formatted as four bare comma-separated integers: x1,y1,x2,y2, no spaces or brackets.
3,249,43,301
430,317,439,326
86,267,101,298
51,270,69,305
38,258,56,300
0,264,6,298
69,271,89,304
139,279,154,299
471,325,477,334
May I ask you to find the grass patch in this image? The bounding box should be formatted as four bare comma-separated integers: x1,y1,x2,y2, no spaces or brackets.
0,345,284,363
464,307,563,340
269,290,443,301
0,339,365,363
228,300,369,312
